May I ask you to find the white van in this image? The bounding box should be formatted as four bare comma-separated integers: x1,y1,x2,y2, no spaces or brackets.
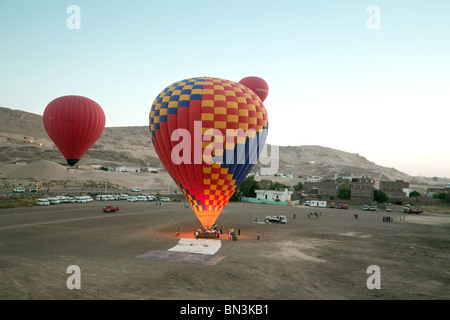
75,196,87,203
137,196,147,201
47,197,60,204
55,196,68,203
37,198,50,206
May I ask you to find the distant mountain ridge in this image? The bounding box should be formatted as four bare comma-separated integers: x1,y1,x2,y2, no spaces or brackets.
0,106,411,180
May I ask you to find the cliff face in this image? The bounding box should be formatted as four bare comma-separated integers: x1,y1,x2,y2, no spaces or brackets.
0,106,410,181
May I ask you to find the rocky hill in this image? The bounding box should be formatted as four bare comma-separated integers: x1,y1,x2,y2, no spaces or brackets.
0,106,411,182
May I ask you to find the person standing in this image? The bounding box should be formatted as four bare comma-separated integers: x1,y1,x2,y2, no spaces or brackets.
257,231,261,240
238,228,240,236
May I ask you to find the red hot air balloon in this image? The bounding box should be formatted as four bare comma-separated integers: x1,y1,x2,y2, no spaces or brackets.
149,77,269,228
43,95,106,166
239,76,269,102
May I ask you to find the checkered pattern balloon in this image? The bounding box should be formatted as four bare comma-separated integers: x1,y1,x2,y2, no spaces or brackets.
149,77,269,227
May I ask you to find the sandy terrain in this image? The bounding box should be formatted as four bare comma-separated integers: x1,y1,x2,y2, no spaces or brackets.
0,160,178,191
0,200,449,301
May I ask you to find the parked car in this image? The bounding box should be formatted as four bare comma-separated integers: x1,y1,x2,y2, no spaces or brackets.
160,197,171,202
137,196,147,201
47,197,60,204
407,208,423,214
363,205,369,211
55,196,69,203
13,187,26,193
303,201,310,206
119,194,129,200
147,195,157,201
131,188,141,192
65,197,76,203
369,205,377,211
75,196,87,203
127,196,138,202
386,205,392,212
37,198,50,206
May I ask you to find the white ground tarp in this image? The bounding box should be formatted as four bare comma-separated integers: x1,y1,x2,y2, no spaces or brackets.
168,238,222,255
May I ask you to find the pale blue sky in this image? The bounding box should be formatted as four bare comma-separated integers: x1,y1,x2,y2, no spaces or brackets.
1,1,449,177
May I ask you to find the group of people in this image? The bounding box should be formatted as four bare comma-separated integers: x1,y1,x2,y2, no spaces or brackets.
194,227,219,239
191,226,242,240
308,210,321,219
171,224,265,241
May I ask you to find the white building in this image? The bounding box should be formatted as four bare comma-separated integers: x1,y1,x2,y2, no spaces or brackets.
255,189,293,202
306,176,323,182
116,166,140,173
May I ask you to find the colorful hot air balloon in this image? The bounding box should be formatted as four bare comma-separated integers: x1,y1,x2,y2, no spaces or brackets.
238,76,269,102
43,95,106,166
149,77,269,228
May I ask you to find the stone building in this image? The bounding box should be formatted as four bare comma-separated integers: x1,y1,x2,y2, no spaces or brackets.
303,181,339,200
349,177,375,199
379,179,410,201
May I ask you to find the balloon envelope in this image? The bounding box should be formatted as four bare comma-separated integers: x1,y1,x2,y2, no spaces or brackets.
43,95,105,166
149,77,269,228
239,76,269,102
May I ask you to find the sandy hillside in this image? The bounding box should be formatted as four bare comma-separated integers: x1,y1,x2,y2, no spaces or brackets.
0,160,178,192
2,106,449,193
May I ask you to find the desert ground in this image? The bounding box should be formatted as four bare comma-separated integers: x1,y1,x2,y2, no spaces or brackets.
0,199,449,301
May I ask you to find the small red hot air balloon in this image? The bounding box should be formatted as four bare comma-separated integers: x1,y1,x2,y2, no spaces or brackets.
43,95,105,166
239,76,269,102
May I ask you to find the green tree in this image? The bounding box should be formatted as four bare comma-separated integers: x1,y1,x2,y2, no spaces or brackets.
409,190,421,203
373,189,388,203
230,175,260,201
337,184,351,200
409,191,421,197
270,182,290,190
433,193,450,203
293,182,303,191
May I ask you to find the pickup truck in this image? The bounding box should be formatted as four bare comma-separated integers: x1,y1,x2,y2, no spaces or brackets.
407,208,423,214
265,215,287,224
103,205,119,213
